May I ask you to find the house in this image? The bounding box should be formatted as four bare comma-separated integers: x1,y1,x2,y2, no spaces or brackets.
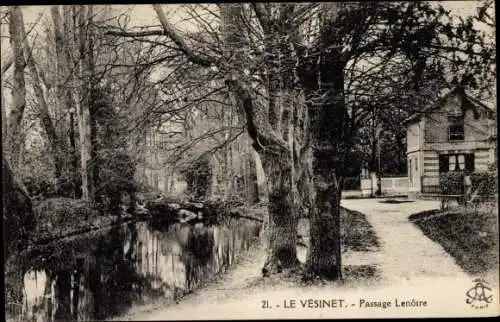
403,86,496,198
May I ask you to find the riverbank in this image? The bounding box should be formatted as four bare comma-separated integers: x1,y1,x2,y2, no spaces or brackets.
114,207,381,320
26,197,140,248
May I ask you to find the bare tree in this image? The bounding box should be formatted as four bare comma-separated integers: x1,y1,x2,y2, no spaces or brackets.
5,6,27,170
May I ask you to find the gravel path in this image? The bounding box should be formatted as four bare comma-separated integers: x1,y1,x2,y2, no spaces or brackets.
340,199,470,284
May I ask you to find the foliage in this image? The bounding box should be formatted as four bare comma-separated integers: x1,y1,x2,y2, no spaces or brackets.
470,171,497,196
33,198,100,233
23,176,56,202
342,176,360,190
181,154,213,201
94,149,138,211
89,85,140,211
439,171,465,195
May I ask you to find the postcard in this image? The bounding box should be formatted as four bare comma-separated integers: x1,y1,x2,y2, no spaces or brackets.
2,2,498,321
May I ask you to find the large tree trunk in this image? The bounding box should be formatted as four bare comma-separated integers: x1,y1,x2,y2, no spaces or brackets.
220,4,300,274
299,6,346,279
21,27,67,189
306,88,344,280
51,5,78,197
75,5,94,202
1,87,7,141
260,149,300,274
246,145,260,204
5,6,27,170
62,8,82,197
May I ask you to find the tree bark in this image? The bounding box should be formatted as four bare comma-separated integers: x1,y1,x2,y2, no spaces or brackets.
298,7,346,280
76,5,94,202
246,144,260,204
1,87,7,142
220,4,300,274
260,149,300,273
6,6,27,170
51,5,78,197
63,8,81,197
21,27,67,186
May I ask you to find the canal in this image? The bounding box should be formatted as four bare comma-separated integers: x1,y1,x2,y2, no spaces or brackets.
5,217,262,321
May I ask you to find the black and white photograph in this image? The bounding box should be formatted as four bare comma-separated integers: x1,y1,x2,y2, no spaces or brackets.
2,2,498,320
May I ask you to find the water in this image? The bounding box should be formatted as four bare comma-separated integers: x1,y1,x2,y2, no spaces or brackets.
5,218,262,322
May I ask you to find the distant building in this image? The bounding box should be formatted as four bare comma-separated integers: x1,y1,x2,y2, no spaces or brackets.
403,86,496,198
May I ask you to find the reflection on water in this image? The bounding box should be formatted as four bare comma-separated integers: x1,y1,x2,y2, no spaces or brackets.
5,218,261,321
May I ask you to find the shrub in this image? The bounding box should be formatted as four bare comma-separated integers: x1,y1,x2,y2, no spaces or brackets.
94,149,138,211
33,198,102,241
181,155,212,201
342,176,360,190
470,171,497,197
439,171,464,195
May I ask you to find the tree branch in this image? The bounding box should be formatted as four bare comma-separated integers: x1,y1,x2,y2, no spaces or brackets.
105,29,166,37
152,4,215,67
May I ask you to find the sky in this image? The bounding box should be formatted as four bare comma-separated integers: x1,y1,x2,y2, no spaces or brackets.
1,2,490,54
1,2,495,105
14,2,484,22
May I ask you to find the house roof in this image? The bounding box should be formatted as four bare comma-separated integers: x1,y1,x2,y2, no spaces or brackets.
402,86,495,126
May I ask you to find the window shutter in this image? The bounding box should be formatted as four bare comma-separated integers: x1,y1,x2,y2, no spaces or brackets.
465,153,475,172
439,155,448,173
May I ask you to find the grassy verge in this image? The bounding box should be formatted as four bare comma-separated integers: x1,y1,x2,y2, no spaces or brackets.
340,207,380,252
409,204,499,276
297,207,380,252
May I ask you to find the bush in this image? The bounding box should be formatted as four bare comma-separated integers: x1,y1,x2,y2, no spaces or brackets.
181,155,212,201
439,171,464,195
470,171,497,196
94,150,138,211
34,198,99,225
23,176,57,201
33,198,101,238
342,176,360,190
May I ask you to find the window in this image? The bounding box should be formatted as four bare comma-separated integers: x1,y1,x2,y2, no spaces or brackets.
448,114,464,141
439,153,474,173
448,123,464,141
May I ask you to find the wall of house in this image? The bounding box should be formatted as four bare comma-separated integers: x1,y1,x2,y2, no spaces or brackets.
406,91,495,198
407,150,422,195
424,92,492,144
422,92,495,176
475,148,494,171
406,119,424,198
407,122,420,152
420,150,440,194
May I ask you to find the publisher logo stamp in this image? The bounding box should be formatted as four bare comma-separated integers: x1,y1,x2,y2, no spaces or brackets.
466,278,493,309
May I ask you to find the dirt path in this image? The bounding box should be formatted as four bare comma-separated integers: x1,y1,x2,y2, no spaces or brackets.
340,199,470,284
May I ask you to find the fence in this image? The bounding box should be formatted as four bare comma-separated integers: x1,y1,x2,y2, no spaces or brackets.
361,173,409,197
421,176,440,194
